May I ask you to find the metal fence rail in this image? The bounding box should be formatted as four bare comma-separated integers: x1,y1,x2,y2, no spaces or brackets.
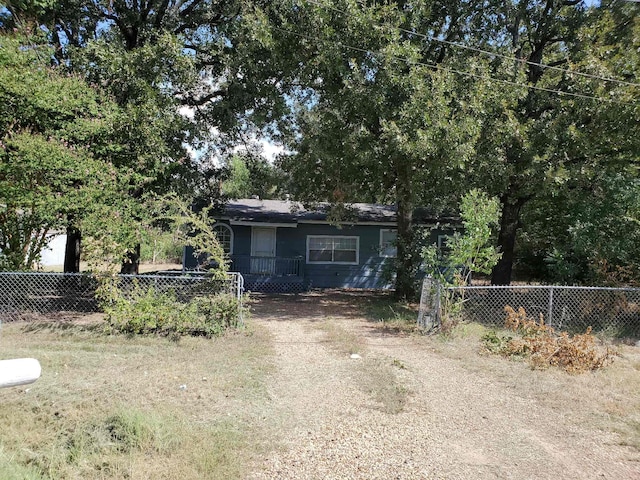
434,285,640,337
230,255,303,277
0,272,244,323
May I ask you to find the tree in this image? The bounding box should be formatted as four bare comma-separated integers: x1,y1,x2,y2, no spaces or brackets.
267,1,638,292
469,0,640,284
422,190,501,330
537,0,640,285
0,35,121,270
221,154,288,200
270,0,493,299
4,0,635,287
519,174,640,285
1,0,294,163
2,0,294,272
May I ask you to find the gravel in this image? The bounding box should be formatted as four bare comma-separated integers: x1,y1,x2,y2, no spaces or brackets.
247,292,639,480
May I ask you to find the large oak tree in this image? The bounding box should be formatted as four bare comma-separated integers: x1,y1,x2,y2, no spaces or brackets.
0,35,122,270
266,0,496,298
2,0,293,272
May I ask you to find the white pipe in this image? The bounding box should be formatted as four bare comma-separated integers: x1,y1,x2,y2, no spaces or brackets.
0,358,42,388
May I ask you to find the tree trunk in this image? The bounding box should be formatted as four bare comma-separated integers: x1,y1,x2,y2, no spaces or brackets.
491,194,526,285
394,164,417,300
120,244,141,274
63,226,81,273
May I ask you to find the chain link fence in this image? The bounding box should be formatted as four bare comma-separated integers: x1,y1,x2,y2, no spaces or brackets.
418,280,640,338
0,272,244,323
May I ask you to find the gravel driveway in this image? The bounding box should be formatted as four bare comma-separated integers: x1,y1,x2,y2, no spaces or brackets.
247,291,639,480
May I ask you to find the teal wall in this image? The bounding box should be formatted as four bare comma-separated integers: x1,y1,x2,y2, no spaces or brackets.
287,223,388,288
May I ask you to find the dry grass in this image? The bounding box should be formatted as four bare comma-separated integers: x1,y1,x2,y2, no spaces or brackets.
362,293,421,335
313,319,410,414
314,319,365,356
0,316,274,479
432,321,640,456
2,291,639,479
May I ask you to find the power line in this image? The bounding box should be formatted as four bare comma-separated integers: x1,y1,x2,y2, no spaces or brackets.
271,24,638,106
303,0,640,89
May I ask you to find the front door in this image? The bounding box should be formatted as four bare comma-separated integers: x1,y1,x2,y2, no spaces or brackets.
250,227,276,274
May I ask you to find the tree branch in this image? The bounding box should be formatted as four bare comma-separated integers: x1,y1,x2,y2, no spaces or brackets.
153,0,171,28
182,90,227,106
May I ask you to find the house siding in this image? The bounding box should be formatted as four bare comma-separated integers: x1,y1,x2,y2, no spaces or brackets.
297,224,385,288
295,224,453,289
183,218,456,291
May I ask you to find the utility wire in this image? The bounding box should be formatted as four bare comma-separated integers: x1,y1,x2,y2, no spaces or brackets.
303,0,640,89
271,24,638,106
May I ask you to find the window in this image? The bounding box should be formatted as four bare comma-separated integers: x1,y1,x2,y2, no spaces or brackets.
379,229,397,257
213,224,233,254
307,236,359,264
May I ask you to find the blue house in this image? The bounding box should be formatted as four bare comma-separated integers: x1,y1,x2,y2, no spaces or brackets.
183,199,457,293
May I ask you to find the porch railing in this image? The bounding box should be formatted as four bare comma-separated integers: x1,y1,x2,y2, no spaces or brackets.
229,255,303,277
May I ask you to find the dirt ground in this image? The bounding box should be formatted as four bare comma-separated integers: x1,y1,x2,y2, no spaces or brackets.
247,291,640,480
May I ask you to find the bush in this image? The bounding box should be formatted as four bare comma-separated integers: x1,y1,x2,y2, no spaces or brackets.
99,280,245,337
482,306,617,374
174,294,246,337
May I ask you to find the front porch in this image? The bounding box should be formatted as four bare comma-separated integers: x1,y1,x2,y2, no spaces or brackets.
229,255,306,293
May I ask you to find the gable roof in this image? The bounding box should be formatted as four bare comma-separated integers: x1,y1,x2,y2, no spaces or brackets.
216,199,457,226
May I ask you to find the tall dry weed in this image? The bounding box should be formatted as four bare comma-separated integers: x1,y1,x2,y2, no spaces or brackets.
482,306,617,374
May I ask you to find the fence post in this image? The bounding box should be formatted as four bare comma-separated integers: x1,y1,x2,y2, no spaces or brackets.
547,287,554,327
417,276,432,329
435,282,441,328
236,273,244,326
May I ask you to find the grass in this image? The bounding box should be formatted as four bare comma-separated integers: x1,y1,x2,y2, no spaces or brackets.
363,293,420,334
314,319,364,356
0,317,274,479
3,291,639,478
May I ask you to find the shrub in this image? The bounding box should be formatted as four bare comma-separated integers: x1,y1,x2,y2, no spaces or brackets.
99,280,245,337
421,190,502,333
177,294,246,337
481,306,617,374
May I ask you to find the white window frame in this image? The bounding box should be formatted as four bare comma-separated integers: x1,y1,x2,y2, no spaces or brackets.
306,235,359,265
379,229,397,258
213,223,234,255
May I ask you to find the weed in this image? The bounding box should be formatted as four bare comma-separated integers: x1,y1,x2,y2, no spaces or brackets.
0,446,42,480
482,306,617,374
391,358,407,369
359,358,409,414
0,317,273,479
315,319,364,356
481,330,513,355
314,320,410,414
616,419,640,451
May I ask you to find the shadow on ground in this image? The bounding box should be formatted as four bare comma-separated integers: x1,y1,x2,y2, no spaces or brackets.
249,290,419,334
